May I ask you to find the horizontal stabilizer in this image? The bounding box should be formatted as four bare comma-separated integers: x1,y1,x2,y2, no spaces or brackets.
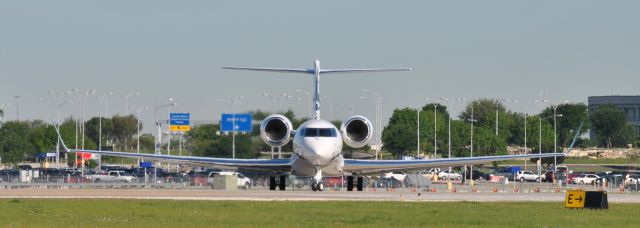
222,67,312,74
320,68,412,74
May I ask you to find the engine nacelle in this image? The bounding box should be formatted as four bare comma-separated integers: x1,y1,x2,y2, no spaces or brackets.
260,114,294,147
340,115,373,148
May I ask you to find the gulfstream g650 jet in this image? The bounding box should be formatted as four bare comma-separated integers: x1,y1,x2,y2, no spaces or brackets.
58,60,576,191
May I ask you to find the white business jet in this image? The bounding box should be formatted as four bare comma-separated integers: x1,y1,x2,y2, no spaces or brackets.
57,60,577,192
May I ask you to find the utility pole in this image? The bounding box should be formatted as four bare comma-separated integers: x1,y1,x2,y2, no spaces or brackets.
14,95,20,121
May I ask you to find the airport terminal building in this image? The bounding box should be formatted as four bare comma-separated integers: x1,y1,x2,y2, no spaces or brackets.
588,96,640,137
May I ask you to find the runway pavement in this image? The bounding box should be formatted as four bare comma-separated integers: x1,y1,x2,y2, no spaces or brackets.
0,189,638,203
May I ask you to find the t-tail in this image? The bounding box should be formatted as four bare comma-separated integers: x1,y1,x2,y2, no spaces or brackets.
222,60,412,119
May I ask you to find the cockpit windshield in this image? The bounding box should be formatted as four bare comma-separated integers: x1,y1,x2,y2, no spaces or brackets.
302,128,337,137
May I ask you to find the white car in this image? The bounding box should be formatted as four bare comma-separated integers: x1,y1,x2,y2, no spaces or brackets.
516,171,541,182
438,170,462,180
572,174,601,185
207,171,252,189
383,172,407,182
89,171,136,183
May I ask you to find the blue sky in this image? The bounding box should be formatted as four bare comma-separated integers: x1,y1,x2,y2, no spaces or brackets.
1,1,638,133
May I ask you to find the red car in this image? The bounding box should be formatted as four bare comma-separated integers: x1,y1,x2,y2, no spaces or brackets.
324,176,344,188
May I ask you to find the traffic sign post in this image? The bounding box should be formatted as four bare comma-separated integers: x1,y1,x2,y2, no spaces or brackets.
169,113,190,132
565,190,608,209
565,190,586,208
220,113,253,159
220,113,253,132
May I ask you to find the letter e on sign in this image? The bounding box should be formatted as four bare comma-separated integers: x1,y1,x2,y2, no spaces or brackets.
565,190,586,208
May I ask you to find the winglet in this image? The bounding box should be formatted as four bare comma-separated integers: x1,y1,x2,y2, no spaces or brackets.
564,121,584,155
53,125,72,153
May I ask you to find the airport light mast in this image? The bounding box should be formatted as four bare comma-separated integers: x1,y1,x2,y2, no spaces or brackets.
155,99,177,183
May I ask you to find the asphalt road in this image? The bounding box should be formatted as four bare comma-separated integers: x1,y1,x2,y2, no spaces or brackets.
0,189,638,203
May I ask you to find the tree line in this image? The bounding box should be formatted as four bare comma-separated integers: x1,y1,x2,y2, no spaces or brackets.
0,100,637,167
381,99,638,165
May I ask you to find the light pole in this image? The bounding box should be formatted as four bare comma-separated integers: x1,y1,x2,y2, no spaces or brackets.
14,95,20,121
535,89,549,186
433,101,438,158
97,92,113,152
441,97,465,189
125,92,141,115
136,106,149,164
56,100,73,168
424,98,437,159
38,96,53,123
551,100,567,175
154,100,177,183
81,90,96,151
295,89,312,118
166,99,178,172
469,101,475,187
363,89,381,160
220,96,244,159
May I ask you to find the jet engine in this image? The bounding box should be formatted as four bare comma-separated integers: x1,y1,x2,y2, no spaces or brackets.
260,114,294,147
340,115,373,148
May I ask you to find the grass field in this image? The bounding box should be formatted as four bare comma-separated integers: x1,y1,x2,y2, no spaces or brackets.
1,199,639,227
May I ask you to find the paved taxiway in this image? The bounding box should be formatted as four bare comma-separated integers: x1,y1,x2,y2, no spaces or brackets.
0,189,638,203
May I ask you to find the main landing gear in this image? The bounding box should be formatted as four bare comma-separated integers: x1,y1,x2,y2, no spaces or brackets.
346,176,364,191
311,182,324,191
269,175,287,191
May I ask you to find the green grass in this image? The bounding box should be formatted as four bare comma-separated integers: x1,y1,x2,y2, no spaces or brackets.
1,199,639,227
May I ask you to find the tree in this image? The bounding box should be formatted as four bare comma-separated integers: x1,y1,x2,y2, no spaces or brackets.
382,107,448,158
110,115,138,150
0,121,33,167
27,121,57,153
186,124,258,158
590,105,627,148
541,103,589,147
85,117,114,150
459,98,507,128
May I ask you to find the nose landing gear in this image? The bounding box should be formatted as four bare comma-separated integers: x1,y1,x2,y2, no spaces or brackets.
311,182,324,191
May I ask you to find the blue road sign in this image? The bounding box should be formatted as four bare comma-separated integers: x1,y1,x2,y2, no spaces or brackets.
220,113,253,132
139,161,153,168
170,113,190,125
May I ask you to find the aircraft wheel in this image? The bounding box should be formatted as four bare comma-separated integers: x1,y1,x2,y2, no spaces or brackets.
317,183,324,191
269,176,277,190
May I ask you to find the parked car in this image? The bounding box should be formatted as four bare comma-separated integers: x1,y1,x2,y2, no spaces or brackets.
625,174,640,185
490,166,521,180
383,171,407,182
89,171,136,183
417,168,440,180
572,174,601,185
464,169,489,180
438,170,462,180
516,171,541,182
207,171,252,189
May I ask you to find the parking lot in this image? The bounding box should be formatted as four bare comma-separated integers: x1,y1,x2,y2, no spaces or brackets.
1,164,639,195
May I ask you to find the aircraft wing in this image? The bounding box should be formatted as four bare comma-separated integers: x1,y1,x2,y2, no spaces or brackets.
69,149,292,171
320,68,412,74
343,153,563,174
345,122,584,174
222,67,313,74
